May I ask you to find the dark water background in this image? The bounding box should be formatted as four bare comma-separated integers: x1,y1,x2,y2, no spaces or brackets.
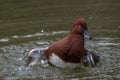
0,0,120,80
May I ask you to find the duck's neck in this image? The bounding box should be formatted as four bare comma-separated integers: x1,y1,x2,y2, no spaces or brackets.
70,33,84,39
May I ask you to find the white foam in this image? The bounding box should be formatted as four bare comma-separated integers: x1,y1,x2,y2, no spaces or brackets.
51,31,69,35
97,42,120,46
96,37,119,40
13,36,19,38
0,38,9,42
12,31,68,39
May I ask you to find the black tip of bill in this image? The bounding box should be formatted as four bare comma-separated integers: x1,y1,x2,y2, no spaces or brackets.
89,37,92,40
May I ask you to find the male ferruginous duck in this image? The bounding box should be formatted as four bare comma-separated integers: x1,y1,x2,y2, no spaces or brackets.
26,18,100,68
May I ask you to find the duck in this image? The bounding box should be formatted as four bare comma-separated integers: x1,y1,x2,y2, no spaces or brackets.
26,18,100,68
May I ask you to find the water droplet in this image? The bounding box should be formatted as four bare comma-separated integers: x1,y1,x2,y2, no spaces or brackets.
41,29,44,33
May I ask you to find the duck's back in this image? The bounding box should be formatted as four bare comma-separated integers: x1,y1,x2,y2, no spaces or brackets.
45,34,87,63
45,36,70,59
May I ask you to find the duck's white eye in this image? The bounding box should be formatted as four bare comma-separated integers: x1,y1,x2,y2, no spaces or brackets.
78,25,81,28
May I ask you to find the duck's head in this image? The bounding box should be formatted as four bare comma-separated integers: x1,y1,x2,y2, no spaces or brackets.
71,18,92,40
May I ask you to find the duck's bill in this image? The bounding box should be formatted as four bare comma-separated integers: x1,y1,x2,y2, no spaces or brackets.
83,30,92,40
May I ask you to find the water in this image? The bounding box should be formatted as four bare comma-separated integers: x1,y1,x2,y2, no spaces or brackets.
0,0,120,80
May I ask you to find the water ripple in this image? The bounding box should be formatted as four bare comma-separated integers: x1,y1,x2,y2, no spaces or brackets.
0,38,9,42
